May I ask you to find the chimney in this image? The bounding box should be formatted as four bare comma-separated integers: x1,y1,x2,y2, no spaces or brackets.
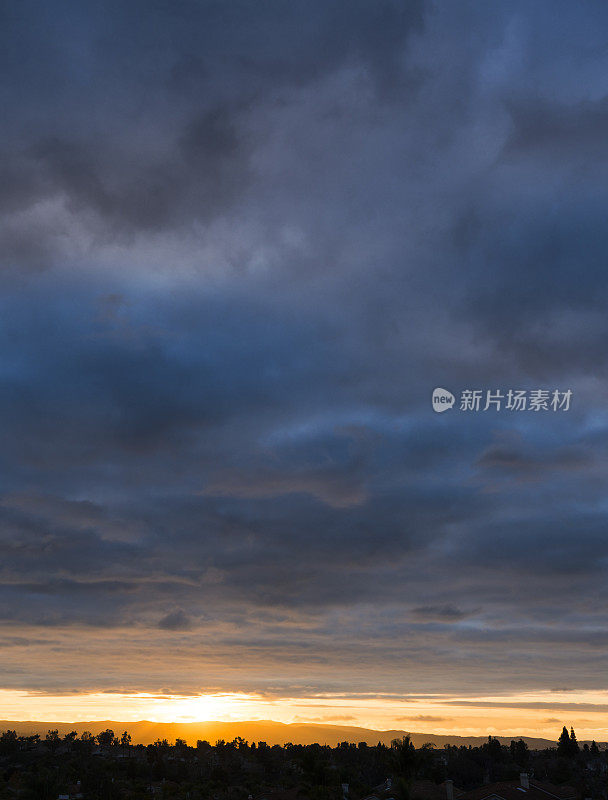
446,780,454,800
520,774,529,790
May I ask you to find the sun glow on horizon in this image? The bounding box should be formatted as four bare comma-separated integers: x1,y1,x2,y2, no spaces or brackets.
2,689,608,741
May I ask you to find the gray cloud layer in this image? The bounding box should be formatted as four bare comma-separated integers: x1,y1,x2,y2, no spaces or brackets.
1,0,608,698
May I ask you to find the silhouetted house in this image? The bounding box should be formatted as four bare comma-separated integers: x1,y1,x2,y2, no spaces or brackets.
585,758,607,774
57,780,83,799
255,789,306,800
411,780,465,800
460,775,577,800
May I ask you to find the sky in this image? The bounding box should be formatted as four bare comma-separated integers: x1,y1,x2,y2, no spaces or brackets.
2,0,608,740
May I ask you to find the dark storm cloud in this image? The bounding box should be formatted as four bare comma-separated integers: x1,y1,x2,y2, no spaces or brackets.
0,0,425,271
158,609,193,631
477,442,591,476
411,606,471,623
0,0,424,99
2,0,608,697
504,96,608,156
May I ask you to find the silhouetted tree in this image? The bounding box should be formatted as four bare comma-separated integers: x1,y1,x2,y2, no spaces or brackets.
120,730,131,755
510,739,529,767
390,736,418,800
483,736,503,762
0,729,18,755
558,726,571,758
570,727,579,755
97,728,115,748
45,729,60,753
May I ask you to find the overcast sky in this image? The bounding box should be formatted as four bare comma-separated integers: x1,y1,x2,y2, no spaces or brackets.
2,0,608,731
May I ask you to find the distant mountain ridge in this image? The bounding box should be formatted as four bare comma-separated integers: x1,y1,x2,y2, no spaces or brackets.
0,719,601,749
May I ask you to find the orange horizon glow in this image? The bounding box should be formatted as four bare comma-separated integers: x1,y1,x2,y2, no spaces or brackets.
1,689,608,741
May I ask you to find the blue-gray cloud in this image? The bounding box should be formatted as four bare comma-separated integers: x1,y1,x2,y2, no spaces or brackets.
1,0,608,698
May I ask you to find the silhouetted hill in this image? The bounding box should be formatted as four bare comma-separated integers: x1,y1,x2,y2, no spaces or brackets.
0,719,600,749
